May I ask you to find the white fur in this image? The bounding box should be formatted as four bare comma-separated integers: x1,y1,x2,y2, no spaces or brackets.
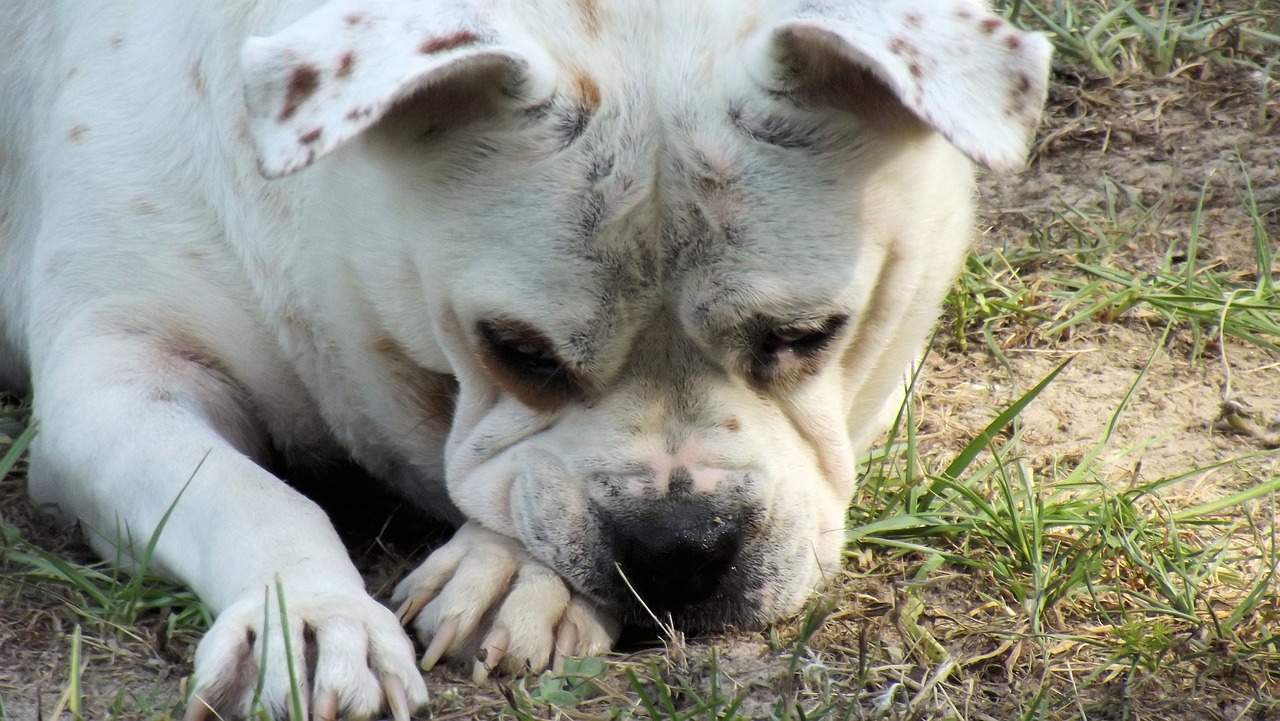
0,0,1049,717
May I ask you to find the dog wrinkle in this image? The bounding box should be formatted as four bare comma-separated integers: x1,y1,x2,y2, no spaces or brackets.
278,65,321,122
373,337,458,432
839,245,906,388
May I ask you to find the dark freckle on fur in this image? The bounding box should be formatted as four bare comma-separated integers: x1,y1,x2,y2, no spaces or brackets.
67,124,88,142
66,66,78,81
1005,35,1023,51
889,37,909,56
1017,74,1033,93
299,127,322,144
905,12,923,28
724,418,741,432
588,154,615,183
279,65,321,121
980,18,1001,34
909,62,923,78
956,5,973,20
191,61,208,99
345,106,373,122
344,13,364,25
109,34,124,50
336,52,356,78
419,30,479,54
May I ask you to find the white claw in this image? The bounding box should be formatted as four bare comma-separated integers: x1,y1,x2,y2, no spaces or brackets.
384,676,410,721
552,619,579,674
420,615,459,671
395,589,434,626
311,689,338,721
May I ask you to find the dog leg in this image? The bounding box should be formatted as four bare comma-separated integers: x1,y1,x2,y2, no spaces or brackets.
26,327,427,719
393,521,619,678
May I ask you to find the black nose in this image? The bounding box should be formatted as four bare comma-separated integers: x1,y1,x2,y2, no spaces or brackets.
608,502,743,613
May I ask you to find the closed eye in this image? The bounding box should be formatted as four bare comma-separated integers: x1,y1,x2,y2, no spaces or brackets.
750,314,849,384
477,319,583,409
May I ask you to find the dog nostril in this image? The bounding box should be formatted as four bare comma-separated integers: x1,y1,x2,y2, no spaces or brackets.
609,504,742,612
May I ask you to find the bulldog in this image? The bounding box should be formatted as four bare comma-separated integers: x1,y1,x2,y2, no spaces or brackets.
0,0,1050,717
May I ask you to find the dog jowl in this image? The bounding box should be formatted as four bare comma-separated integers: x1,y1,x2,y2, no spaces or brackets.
0,0,1050,717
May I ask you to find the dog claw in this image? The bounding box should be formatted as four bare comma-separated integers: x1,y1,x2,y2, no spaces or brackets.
312,689,338,721
420,615,459,671
395,590,434,626
471,626,509,682
182,697,211,721
552,619,579,674
383,676,410,721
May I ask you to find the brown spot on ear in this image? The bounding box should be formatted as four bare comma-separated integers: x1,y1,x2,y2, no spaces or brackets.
280,65,321,121
419,30,479,55
374,338,459,432
67,124,88,142
1005,34,1023,51
191,60,208,100
723,417,741,432
979,18,1001,34
336,51,356,78
572,72,602,113
299,127,323,144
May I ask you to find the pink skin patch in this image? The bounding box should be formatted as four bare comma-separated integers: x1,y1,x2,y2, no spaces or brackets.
637,438,729,495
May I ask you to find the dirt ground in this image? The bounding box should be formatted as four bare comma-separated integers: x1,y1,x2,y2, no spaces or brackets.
2,46,1278,721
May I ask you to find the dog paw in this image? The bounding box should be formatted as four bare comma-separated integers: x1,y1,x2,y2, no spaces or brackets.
183,584,428,720
392,522,620,681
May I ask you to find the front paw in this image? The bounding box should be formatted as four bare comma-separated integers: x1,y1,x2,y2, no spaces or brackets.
392,522,619,681
184,583,428,720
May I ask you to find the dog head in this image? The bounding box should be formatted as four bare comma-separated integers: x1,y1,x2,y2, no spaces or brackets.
244,0,1051,629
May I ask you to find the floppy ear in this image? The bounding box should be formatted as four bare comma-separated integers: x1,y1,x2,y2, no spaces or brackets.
768,0,1052,172
242,0,544,179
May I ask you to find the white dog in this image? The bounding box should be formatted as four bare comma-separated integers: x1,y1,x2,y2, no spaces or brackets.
0,0,1049,718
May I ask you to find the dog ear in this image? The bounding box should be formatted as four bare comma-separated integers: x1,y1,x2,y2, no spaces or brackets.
242,0,546,179
767,0,1052,172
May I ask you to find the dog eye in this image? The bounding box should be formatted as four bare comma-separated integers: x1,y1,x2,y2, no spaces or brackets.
751,314,849,384
477,320,580,400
